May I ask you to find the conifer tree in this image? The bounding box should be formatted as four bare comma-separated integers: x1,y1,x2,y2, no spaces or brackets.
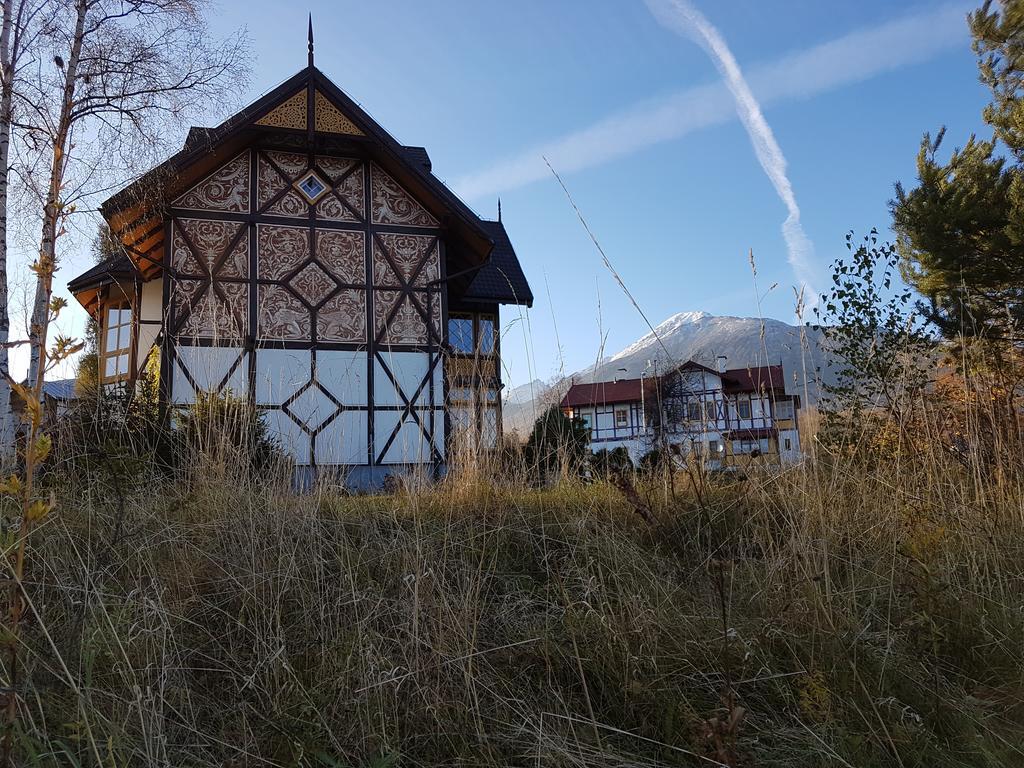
891,0,1024,339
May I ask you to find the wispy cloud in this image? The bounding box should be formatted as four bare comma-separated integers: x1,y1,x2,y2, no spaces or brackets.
646,0,818,299
452,3,970,205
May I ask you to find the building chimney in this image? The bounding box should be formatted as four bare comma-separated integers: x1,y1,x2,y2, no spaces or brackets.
716,355,727,374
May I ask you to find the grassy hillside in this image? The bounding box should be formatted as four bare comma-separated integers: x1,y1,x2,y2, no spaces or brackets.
12,428,1024,767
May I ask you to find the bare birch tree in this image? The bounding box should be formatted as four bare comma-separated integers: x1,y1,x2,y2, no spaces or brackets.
20,0,247,385
1,2,246,763
0,0,46,459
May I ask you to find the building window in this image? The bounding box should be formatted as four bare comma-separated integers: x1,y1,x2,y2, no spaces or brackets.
102,304,132,380
579,412,593,434
615,406,628,428
775,399,794,419
784,437,792,451
708,439,720,455
482,404,499,448
448,314,474,353
448,312,497,356
737,399,751,419
294,170,329,203
450,405,473,436
448,382,501,450
704,400,717,421
478,314,496,355
686,400,700,421
734,439,762,455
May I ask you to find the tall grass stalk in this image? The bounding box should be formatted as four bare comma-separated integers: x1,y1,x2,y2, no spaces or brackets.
6,357,1024,766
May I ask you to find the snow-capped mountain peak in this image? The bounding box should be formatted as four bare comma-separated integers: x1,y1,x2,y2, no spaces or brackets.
610,311,714,362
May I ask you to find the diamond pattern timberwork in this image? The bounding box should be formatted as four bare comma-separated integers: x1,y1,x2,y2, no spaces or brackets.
370,165,438,227
291,262,337,306
257,150,363,222
174,152,251,213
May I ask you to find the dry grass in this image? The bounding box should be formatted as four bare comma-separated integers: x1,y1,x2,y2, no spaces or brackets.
8,395,1024,766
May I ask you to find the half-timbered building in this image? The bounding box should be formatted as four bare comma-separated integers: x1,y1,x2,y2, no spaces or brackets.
561,361,801,467
67,37,533,487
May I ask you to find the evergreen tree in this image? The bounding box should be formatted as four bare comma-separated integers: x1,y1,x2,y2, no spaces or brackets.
891,0,1024,339
523,405,590,480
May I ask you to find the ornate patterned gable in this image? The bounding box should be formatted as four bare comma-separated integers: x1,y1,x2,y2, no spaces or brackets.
370,164,438,227
173,151,250,213
254,88,365,136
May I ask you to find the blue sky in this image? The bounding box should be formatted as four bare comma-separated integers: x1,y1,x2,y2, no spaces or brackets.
51,1,991,387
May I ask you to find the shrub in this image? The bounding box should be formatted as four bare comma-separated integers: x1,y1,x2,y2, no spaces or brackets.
522,404,590,483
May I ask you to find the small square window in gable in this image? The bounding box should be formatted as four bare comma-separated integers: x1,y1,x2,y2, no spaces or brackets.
294,170,329,204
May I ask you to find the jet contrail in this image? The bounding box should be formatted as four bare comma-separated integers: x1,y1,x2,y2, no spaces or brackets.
646,0,820,304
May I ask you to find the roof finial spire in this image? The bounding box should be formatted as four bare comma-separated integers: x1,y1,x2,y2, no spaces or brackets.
497,197,502,222
307,13,314,67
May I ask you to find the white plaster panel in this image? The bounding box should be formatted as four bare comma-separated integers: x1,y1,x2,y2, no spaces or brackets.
135,325,159,373
317,350,367,406
375,408,441,464
140,278,164,323
263,409,310,464
255,348,311,405
285,384,337,432
373,352,440,407
172,346,246,403
315,411,368,465
170,366,195,405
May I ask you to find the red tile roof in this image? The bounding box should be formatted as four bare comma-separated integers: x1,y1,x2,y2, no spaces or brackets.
560,378,657,408
560,364,792,409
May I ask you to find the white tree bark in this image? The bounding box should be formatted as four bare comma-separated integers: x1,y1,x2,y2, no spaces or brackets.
26,0,85,391
0,0,17,459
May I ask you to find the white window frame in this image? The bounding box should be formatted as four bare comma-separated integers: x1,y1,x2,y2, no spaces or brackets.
703,399,717,422
614,406,629,429
737,398,752,420
102,303,132,381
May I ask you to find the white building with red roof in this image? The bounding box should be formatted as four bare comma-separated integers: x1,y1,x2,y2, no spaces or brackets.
560,359,801,468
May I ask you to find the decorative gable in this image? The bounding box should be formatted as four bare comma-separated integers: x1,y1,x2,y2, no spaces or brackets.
255,150,364,221
370,164,438,227
255,91,307,130
315,90,363,135
254,88,364,136
173,151,250,213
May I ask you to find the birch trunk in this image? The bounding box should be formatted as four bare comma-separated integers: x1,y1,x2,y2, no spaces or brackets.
26,0,85,390
0,0,16,459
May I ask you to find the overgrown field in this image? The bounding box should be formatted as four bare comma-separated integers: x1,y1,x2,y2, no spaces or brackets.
11,441,1024,767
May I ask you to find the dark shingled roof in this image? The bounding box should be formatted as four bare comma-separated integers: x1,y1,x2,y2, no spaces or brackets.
183,126,215,152
722,365,787,395
67,253,136,292
464,220,533,307
401,145,431,172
